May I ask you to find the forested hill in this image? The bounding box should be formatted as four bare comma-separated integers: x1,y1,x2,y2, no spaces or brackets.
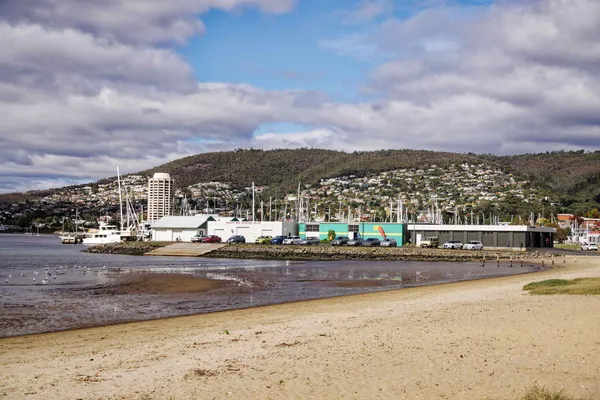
141,148,600,206
141,149,486,194
2,149,600,209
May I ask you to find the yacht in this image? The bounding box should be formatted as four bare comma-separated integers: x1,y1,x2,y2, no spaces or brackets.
81,223,124,245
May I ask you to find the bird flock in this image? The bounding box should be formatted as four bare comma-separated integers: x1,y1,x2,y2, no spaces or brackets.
2,263,119,286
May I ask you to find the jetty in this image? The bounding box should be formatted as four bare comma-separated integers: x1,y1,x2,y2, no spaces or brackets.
145,242,227,257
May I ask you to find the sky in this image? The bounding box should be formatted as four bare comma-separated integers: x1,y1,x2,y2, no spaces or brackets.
0,0,599,193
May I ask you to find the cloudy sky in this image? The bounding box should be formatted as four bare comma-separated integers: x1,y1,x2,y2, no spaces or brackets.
1,0,599,193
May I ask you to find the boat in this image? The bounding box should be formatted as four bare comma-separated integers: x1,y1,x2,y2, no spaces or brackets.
81,222,125,245
81,166,139,245
59,208,86,244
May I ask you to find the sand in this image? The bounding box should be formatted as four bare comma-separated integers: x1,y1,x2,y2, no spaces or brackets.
1,257,599,400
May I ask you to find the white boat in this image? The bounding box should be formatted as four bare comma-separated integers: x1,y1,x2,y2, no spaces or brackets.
81,223,124,245
81,166,140,245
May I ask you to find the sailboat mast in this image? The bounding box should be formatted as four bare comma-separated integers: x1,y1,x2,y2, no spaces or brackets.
117,166,123,231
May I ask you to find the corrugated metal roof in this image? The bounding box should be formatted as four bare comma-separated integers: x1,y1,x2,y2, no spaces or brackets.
151,216,208,229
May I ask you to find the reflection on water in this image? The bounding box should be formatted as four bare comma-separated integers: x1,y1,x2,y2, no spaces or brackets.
0,234,544,337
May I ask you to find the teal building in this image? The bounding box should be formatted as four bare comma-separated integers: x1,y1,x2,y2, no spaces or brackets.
298,222,407,246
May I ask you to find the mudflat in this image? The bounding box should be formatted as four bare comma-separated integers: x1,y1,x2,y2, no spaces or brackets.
1,257,599,400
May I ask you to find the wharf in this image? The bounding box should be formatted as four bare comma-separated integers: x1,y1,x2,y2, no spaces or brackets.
145,243,227,257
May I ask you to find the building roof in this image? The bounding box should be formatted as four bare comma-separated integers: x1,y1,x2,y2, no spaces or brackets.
152,173,171,179
151,216,211,229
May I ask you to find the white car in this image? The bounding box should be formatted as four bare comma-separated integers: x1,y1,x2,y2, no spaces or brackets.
283,236,302,245
462,240,484,250
443,240,463,249
581,243,598,251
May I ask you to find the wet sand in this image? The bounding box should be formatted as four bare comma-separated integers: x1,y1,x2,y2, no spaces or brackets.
1,257,599,400
103,274,224,294
1,259,543,337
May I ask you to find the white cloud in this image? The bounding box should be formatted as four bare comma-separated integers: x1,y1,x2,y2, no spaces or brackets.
338,0,394,25
1,0,600,193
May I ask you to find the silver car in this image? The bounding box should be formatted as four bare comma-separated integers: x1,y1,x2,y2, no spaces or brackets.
380,238,397,247
283,236,302,245
347,237,364,246
300,236,320,245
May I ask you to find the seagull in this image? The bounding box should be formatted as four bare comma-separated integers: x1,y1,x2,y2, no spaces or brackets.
5,279,8,283
33,277,36,282
8,274,11,278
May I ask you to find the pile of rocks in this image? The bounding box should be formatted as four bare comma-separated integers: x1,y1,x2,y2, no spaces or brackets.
83,242,166,256
206,244,542,262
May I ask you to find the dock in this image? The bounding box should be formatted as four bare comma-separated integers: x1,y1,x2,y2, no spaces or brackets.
144,243,228,257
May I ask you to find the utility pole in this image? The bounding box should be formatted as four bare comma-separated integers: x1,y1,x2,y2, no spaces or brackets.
269,197,272,222
252,182,255,222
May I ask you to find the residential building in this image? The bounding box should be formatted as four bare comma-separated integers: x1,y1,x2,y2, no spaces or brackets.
147,173,174,222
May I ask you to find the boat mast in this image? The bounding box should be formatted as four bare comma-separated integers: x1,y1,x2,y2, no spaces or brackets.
117,166,124,231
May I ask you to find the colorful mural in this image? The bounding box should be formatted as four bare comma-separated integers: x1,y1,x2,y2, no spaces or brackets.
299,222,406,246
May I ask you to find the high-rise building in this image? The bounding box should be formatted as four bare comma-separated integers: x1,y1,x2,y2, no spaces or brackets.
147,173,174,222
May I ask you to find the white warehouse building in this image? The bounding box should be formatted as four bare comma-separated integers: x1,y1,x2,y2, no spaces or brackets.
207,221,284,243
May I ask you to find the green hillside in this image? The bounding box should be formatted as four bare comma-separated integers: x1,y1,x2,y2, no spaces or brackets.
2,149,600,215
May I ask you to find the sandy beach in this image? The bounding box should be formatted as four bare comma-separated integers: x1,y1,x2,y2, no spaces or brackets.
1,257,599,400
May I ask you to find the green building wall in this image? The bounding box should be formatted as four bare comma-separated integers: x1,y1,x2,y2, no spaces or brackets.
299,222,407,246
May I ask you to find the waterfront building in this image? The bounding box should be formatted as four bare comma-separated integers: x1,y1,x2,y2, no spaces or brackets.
147,173,174,222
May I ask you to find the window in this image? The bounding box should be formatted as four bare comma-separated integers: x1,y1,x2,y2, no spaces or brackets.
348,225,359,233
305,224,319,232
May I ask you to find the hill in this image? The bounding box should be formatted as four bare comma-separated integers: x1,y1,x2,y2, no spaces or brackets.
2,149,600,216
141,148,600,207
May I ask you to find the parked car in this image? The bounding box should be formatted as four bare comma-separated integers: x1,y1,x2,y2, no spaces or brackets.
419,237,439,248
190,235,207,243
227,235,245,244
443,240,463,249
202,235,221,243
581,243,598,251
347,237,364,246
283,236,302,245
255,236,273,244
463,240,484,250
330,236,350,246
270,235,286,245
300,236,320,245
362,238,381,247
380,238,397,247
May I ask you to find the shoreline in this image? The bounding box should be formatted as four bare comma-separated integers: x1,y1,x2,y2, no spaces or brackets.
1,265,545,340
84,241,546,262
2,258,598,399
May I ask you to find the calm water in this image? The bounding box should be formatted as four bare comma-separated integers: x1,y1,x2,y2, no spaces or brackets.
0,234,544,337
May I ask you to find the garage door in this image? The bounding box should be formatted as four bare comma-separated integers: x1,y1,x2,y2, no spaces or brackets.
213,229,225,242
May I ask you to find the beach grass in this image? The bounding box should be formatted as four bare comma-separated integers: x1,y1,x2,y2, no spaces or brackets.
523,278,600,295
519,385,588,400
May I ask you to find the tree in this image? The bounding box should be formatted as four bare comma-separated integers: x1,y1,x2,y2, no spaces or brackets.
556,227,571,243
327,229,336,241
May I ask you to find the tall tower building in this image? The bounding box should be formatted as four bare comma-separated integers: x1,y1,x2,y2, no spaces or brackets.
147,173,174,222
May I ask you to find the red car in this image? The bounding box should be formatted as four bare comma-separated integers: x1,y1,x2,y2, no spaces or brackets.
202,235,222,243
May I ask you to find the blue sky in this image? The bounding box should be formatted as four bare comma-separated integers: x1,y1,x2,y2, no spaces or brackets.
179,0,497,134
180,0,379,102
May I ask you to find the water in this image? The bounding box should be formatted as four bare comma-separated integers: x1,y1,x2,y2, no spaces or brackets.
0,234,544,337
